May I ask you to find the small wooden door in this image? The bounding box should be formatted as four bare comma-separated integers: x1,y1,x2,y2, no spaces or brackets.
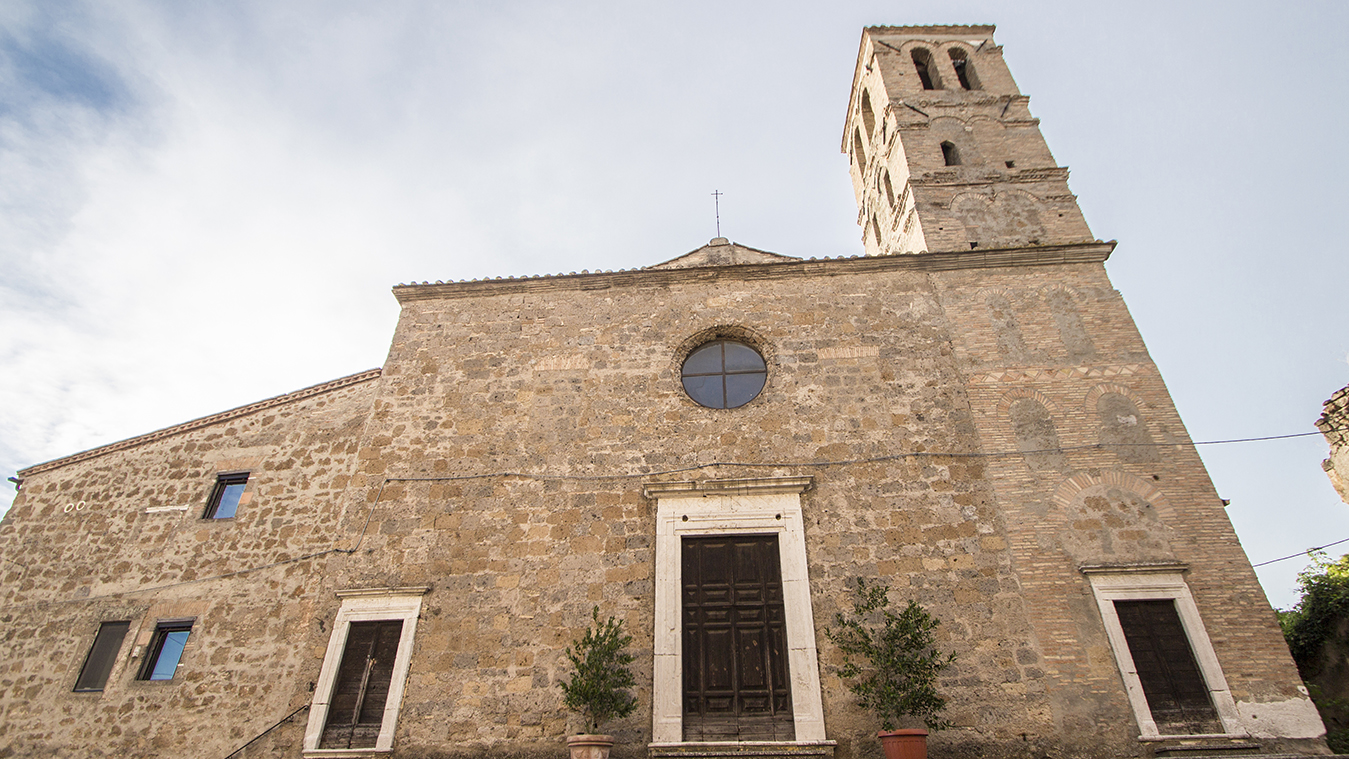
1114,600,1222,735
682,534,794,741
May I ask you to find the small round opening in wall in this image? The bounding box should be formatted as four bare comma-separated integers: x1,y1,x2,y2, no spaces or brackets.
681,340,767,409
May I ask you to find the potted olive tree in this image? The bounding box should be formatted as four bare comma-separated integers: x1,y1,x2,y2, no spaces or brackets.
825,578,956,759
559,606,638,759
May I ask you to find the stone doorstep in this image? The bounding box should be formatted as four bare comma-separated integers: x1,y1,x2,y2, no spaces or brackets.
1148,741,1262,757
648,741,837,758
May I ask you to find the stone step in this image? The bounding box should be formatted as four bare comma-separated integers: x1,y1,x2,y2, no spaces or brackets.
648,741,836,758
1150,741,1263,757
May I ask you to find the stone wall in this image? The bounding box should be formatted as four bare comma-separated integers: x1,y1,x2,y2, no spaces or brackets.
0,372,379,758
0,249,1327,758
1317,385,1349,504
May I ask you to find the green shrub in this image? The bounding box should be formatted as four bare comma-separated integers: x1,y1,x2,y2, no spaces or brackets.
825,577,956,731
559,606,638,734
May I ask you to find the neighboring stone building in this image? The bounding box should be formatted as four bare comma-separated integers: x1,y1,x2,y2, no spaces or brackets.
1317,385,1349,504
0,24,1329,759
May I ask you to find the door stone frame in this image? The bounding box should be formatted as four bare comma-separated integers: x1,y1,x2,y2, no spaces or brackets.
644,477,827,745
1080,564,1242,739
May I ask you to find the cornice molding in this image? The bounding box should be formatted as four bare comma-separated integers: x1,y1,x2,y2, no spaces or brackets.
642,476,815,500
335,586,431,599
394,241,1115,304
1079,562,1190,576
18,369,383,478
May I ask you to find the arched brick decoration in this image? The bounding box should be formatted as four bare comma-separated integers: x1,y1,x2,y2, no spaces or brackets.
1084,382,1142,413
1039,284,1080,300
1004,393,1068,472
1044,287,1095,359
1052,470,1173,522
952,189,1048,248
996,387,1059,416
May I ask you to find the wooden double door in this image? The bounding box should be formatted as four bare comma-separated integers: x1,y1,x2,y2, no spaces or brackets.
682,534,794,741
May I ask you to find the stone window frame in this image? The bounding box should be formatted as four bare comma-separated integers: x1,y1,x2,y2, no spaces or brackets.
303,587,429,757
644,477,830,748
1081,564,1244,739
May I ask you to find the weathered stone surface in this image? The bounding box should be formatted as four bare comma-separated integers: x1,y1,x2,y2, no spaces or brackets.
0,22,1325,759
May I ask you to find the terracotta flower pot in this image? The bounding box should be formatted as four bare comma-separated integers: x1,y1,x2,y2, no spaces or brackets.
878,728,928,759
567,734,615,759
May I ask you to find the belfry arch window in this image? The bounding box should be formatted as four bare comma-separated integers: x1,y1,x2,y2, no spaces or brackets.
853,128,866,168
861,90,876,136
911,48,940,90
948,49,980,90
941,141,961,166
882,170,896,208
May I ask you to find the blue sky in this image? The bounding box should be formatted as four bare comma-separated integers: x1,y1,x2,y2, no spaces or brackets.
1,1,1347,609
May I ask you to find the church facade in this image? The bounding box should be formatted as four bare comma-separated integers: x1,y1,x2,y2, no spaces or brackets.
0,25,1328,759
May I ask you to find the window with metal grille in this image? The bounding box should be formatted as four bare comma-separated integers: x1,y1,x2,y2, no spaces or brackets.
1114,600,1222,735
319,620,405,750
138,621,192,681
74,621,130,691
203,472,248,519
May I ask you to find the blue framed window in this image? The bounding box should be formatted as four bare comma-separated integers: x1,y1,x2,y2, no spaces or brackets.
139,622,192,681
203,472,248,519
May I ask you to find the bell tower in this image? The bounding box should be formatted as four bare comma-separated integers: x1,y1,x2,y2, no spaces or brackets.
843,25,1095,255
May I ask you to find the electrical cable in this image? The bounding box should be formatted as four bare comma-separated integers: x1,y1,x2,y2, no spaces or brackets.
3,425,1340,608
221,701,310,759
1251,537,1349,568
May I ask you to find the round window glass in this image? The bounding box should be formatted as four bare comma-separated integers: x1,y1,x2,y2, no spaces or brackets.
681,340,767,409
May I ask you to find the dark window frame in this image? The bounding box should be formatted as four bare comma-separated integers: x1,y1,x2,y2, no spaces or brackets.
203,472,249,519
138,621,193,681
73,620,131,692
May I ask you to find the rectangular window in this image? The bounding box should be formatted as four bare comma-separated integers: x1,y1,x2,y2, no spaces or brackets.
74,621,130,692
320,620,405,749
138,622,192,681
203,472,248,519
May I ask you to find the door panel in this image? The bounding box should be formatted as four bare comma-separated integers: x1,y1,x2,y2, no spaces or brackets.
683,535,794,741
1114,600,1221,735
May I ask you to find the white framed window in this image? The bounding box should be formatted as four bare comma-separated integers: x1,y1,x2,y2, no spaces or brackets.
1082,564,1243,739
644,477,828,747
303,587,429,756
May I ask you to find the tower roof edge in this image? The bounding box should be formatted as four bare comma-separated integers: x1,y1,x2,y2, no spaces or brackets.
864,24,996,36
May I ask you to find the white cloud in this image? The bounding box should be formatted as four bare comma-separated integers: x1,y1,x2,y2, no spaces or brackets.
2,0,1348,610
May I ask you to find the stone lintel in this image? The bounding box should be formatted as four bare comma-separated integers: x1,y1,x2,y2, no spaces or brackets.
642,477,814,500
1079,562,1190,576
334,586,431,599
